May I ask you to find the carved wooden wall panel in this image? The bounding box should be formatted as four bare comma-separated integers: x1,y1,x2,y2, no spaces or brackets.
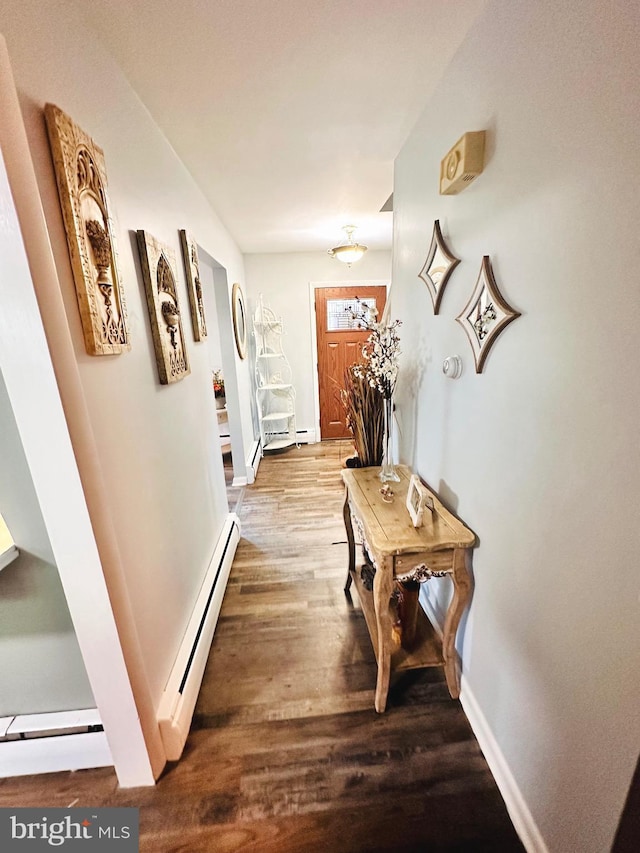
44,104,130,355
179,229,207,341
137,231,190,384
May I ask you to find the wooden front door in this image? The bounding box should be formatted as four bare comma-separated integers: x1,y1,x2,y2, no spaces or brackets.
315,285,387,440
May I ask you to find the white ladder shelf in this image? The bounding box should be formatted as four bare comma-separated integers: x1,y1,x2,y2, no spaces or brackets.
253,296,297,454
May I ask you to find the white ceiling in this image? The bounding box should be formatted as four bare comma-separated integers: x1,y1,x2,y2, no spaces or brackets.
78,0,487,254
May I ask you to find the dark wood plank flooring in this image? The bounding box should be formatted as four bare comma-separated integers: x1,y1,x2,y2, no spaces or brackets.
0,441,523,852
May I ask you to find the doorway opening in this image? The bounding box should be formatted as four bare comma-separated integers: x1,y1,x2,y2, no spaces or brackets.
197,248,248,512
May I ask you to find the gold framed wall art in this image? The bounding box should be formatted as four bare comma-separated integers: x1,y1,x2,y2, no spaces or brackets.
45,104,130,355
137,231,190,384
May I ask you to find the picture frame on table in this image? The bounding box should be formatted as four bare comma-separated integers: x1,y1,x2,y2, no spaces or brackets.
406,474,430,528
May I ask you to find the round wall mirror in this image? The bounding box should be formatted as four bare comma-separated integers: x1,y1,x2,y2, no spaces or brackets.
231,283,247,359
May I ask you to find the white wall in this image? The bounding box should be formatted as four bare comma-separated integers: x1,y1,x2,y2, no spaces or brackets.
0,370,94,716
1,0,253,715
392,1,640,851
244,250,392,434
0,117,153,784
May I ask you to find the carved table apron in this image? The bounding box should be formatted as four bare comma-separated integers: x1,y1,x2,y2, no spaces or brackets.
341,465,475,713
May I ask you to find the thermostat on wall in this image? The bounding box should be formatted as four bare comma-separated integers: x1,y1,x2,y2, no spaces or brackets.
442,355,463,379
439,131,486,195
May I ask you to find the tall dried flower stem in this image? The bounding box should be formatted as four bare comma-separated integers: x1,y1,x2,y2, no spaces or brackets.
341,367,385,466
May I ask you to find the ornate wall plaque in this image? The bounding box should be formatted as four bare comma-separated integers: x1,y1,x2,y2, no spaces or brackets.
44,104,130,355
418,220,460,314
137,231,190,384
179,229,207,341
456,256,520,373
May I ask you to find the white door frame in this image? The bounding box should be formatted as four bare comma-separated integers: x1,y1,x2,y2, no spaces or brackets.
308,280,389,442
198,248,253,487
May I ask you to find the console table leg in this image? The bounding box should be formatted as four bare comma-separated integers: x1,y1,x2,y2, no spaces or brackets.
442,548,473,699
343,489,355,592
373,556,394,712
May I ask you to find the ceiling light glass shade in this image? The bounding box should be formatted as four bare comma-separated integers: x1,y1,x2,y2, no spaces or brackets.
328,225,367,265
330,243,367,264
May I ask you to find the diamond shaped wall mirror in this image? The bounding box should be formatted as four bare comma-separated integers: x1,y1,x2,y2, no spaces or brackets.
456,256,520,373
418,220,460,314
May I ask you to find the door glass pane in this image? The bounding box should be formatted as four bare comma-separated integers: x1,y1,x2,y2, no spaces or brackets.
326,298,376,331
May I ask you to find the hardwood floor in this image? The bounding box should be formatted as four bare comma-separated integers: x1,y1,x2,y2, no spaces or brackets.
0,441,524,852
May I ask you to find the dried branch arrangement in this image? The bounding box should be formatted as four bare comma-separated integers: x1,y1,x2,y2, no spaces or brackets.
341,366,385,467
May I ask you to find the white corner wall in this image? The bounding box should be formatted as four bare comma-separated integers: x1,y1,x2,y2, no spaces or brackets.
0,124,153,784
0,368,94,716
244,250,392,433
392,1,640,851
0,0,253,727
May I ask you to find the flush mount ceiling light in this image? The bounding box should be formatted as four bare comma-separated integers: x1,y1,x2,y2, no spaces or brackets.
328,225,368,266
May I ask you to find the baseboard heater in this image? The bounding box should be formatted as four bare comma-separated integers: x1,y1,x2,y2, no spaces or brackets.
0,709,111,778
157,513,240,761
250,439,261,467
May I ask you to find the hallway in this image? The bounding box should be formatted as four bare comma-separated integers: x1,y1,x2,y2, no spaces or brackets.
0,441,523,851
187,440,523,851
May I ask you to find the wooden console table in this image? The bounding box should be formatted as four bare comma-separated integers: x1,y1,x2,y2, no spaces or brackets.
341,465,475,712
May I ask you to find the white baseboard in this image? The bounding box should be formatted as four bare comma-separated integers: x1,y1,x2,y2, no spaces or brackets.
420,589,547,853
459,680,549,853
296,428,317,444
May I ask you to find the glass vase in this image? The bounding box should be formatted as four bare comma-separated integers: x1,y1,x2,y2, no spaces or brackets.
379,394,400,482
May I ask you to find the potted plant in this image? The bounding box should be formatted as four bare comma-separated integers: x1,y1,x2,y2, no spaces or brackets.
213,369,225,409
